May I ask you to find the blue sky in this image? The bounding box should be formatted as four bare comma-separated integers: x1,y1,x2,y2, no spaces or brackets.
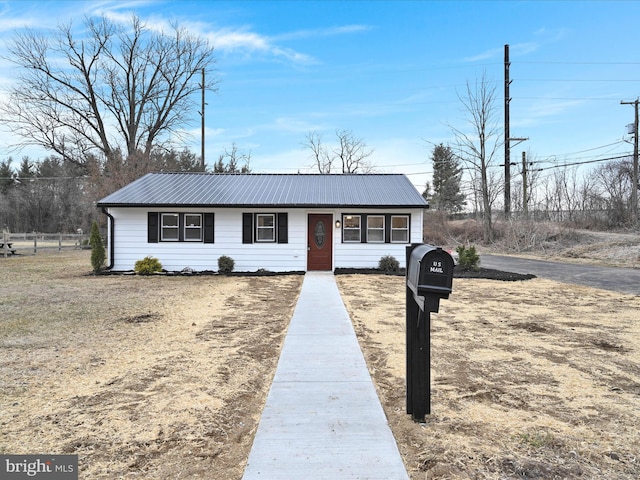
1,0,639,194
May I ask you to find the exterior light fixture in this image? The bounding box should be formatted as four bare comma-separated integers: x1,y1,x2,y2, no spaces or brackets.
335,220,341,229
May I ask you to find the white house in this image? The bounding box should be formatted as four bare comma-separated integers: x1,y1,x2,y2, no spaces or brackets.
96,172,428,272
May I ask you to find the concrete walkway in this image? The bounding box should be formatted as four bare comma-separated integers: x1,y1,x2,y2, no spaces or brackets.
242,272,409,480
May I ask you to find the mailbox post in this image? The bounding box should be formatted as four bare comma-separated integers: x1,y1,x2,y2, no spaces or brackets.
406,244,454,421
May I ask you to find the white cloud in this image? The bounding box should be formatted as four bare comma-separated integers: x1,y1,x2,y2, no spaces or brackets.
84,2,318,65
207,29,317,64
273,24,371,41
463,47,503,63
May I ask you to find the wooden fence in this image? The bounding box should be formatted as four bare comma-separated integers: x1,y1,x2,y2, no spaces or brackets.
2,232,90,257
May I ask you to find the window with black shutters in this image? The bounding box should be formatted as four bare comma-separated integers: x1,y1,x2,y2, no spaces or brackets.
242,212,288,244
147,212,214,243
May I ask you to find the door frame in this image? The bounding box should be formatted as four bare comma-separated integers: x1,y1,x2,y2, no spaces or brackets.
306,213,335,271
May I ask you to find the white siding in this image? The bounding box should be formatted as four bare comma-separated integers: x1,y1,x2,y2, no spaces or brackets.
106,207,424,272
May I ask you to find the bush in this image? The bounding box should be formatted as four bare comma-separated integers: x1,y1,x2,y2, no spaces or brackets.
134,256,163,275
456,245,480,271
448,219,487,244
423,210,450,245
218,255,235,275
89,221,105,273
378,255,400,274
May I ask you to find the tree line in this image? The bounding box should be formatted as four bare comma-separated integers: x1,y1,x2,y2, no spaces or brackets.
1,14,636,237
0,145,255,234
423,74,638,239
426,139,637,233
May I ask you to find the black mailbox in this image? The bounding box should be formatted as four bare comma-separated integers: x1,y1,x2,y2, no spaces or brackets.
406,244,455,421
407,244,454,312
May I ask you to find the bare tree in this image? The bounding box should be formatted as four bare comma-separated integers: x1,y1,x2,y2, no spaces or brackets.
449,73,502,242
1,15,217,164
213,143,251,173
334,129,374,173
305,131,333,174
304,129,374,174
593,158,634,226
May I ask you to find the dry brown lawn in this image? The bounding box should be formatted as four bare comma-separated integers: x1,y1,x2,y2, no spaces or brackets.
338,275,640,479
2,250,639,479
0,251,302,478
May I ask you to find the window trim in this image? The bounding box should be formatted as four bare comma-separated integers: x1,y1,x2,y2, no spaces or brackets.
256,213,276,242
184,213,203,242
366,215,385,243
342,215,361,243
390,215,410,243
161,213,180,242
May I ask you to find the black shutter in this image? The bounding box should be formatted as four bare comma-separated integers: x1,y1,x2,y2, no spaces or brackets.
148,212,159,243
361,214,368,243
178,213,185,242
242,213,253,243
385,214,392,243
204,213,215,243
277,213,288,244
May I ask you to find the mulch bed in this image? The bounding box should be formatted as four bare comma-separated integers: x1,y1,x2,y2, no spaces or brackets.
453,266,536,281
334,267,536,281
101,266,535,281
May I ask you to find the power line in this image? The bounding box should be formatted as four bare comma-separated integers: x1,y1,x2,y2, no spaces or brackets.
548,141,626,156
517,61,640,65
532,154,631,170
515,96,626,101
516,78,640,82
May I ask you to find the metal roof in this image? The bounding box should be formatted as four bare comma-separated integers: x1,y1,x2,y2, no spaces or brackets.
97,172,429,208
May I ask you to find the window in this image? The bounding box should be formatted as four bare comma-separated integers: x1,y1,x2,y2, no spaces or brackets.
243,213,288,244
343,215,361,242
391,215,409,243
256,214,275,242
340,213,410,244
161,213,179,241
367,215,385,243
148,212,214,243
184,214,202,241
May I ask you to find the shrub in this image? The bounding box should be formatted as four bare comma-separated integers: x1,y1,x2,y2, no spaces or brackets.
423,210,450,245
456,245,480,271
134,256,163,275
378,255,400,274
448,219,486,244
218,255,235,275
89,221,105,273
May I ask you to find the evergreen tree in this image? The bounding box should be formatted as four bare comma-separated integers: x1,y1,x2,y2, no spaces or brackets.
17,157,33,179
0,158,14,194
90,221,106,273
430,143,466,214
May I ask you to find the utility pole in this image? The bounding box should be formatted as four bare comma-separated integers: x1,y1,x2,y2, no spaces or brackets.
504,44,528,218
504,44,511,218
522,151,528,221
201,68,206,171
621,98,639,225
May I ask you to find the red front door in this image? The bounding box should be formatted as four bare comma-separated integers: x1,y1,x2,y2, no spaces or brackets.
307,214,333,271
